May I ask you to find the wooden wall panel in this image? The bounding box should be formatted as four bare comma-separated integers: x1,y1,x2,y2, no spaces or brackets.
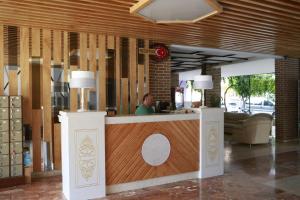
98,34,106,111
9,70,18,95
20,27,31,124
32,109,42,172
115,36,121,113
121,78,128,114
107,35,115,50
42,29,52,146
144,40,149,94
105,120,199,185
138,64,144,105
79,33,87,70
70,65,78,111
129,38,137,113
53,30,62,65
63,31,69,82
53,123,61,170
0,25,3,95
89,33,97,74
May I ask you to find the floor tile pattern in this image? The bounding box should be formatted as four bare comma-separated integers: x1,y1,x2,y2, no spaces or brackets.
0,142,299,200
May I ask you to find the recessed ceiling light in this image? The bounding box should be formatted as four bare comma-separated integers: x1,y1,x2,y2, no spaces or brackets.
130,0,222,23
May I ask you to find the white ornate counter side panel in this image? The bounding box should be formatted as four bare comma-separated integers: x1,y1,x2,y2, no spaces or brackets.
197,108,224,178
59,111,106,200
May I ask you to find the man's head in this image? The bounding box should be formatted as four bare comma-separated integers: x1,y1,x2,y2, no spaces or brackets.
143,93,153,107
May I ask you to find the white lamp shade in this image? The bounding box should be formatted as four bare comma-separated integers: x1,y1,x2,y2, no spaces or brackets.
70,71,95,89
193,75,213,89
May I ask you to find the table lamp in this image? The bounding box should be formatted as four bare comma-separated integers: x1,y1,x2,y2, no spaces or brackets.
70,71,95,112
193,75,213,107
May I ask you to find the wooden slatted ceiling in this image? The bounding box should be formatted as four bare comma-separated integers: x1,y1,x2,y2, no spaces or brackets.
0,0,299,57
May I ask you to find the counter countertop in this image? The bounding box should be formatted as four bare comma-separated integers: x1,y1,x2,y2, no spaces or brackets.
105,113,199,124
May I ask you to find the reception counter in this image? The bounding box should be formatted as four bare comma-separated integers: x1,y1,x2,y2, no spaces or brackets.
59,108,224,200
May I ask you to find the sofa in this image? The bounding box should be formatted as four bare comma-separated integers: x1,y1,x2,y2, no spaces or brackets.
224,112,273,145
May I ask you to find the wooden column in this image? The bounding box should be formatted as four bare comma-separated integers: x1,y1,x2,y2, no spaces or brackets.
0,25,3,95
9,71,18,95
63,31,69,82
31,28,41,109
31,28,40,57
98,35,106,111
129,38,137,113
20,27,31,124
53,123,61,170
53,30,62,65
79,33,88,109
89,33,97,74
144,40,150,94
70,65,78,111
32,109,42,172
42,29,52,154
121,78,128,114
79,33,87,70
31,28,42,173
115,37,121,113
138,64,145,104
107,35,115,50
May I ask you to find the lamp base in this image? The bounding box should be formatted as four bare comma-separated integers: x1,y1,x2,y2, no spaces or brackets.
77,108,87,112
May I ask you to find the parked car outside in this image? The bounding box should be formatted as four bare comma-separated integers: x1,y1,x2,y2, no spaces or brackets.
225,98,243,112
245,97,275,117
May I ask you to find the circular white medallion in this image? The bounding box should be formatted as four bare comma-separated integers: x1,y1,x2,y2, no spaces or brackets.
141,133,171,166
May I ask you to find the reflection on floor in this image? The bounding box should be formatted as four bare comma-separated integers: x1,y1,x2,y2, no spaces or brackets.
0,141,299,200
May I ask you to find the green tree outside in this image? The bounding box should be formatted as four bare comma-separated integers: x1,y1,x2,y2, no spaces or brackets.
226,74,275,110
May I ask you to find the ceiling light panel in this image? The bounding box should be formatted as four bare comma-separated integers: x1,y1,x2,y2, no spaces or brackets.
130,0,222,23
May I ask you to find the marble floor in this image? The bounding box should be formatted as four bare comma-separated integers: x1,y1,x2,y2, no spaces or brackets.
0,141,299,200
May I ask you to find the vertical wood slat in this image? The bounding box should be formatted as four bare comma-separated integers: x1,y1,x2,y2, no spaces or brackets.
89,33,97,74
129,38,137,113
138,64,145,105
42,29,52,145
0,25,3,95
32,109,42,172
53,123,61,170
98,34,106,111
63,31,69,82
115,36,121,113
53,30,62,65
121,78,128,114
20,27,31,124
107,35,115,50
31,28,41,110
70,65,78,111
79,33,88,110
144,40,150,94
79,33,87,70
9,71,18,95
31,28,40,57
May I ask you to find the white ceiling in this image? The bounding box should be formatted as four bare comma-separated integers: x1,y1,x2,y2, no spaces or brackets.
170,44,282,72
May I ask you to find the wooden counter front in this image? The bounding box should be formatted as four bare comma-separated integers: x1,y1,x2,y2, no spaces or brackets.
105,120,199,185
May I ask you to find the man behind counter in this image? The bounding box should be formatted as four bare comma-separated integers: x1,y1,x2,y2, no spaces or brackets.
135,93,155,115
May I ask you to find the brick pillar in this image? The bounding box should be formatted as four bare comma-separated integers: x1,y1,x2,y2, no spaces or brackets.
275,58,300,142
149,60,171,102
205,66,221,107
